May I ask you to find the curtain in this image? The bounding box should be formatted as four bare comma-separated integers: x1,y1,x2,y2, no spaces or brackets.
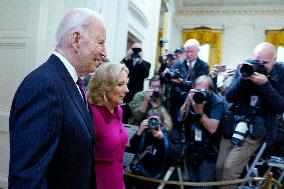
183,28,223,70
265,30,284,47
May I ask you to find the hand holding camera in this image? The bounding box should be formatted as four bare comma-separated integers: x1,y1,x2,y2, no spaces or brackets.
144,89,154,103
137,119,149,135
125,48,143,61
249,72,268,86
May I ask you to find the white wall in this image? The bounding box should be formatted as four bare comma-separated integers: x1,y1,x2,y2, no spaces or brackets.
0,0,43,187
174,13,284,68
0,0,161,187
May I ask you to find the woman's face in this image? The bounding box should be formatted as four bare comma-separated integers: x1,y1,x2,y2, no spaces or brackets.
105,70,129,107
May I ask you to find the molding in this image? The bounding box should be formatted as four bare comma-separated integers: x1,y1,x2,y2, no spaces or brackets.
128,23,144,43
176,5,284,15
0,42,26,49
0,109,9,134
128,1,149,27
0,174,8,189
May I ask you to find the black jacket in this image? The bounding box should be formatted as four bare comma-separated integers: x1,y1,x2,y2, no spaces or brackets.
225,62,284,145
121,58,151,103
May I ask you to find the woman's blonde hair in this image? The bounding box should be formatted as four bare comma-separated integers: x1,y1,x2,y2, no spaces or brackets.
87,62,129,105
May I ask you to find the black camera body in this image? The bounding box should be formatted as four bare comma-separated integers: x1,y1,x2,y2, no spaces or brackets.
148,117,160,130
193,89,211,104
164,69,181,82
240,59,268,77
131,48,141,59
151,91,161,103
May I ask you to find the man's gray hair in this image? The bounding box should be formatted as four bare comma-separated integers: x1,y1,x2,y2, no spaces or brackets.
55,8,105,47
184,39,200,50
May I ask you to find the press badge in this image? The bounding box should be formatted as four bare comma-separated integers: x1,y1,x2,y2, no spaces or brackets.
194,127,202,141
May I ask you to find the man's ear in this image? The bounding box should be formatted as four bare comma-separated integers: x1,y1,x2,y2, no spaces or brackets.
71,32,80,52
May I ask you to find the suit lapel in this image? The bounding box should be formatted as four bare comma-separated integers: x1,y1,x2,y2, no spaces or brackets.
48,55,94,137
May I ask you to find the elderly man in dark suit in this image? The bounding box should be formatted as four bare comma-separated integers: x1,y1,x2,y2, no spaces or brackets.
9,8,106,189
162,39,209,124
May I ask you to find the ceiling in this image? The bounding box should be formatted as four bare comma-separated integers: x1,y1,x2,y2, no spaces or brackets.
167,0,284,15
181,0,284,6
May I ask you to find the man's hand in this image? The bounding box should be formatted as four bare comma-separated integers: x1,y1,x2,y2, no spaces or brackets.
249,72,268,85
184,89,196,107
150,96,161,109
144,89,154,103
125,49,133,60
171,78,182,85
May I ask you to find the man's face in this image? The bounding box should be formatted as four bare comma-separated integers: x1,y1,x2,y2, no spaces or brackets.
185,45,199,62
253,51,276,74
195,80,209,91
149,80,161,92
77,21,107,76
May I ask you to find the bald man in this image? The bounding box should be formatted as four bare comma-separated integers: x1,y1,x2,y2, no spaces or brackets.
216,42,284,189
9,8,106,189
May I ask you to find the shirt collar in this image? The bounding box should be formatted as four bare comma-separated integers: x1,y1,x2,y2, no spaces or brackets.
94,105,122,123
53,51,78,83
187,60,196,68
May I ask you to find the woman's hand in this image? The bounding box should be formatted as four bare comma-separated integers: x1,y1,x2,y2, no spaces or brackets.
137,119,149,135
151,126,164,139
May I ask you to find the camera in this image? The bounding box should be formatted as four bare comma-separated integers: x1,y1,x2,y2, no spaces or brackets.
132,48,141,59
164,69,181,82
148,117,160,130
231,121,249,146
151,91,161,103
159,39,168,48
240,59,268,77
192,89,210,104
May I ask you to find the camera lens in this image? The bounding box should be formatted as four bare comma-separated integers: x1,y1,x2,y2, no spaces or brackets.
193,91,206,104
148,117,159,130
240,63,254,77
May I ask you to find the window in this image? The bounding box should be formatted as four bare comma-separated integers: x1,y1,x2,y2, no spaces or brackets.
198,44,210,63
276,46,284,62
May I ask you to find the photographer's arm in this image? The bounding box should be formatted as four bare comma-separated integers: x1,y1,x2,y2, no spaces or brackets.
194,103,224,134
225,67,251,103
253,72,284,113
177,93,192,121
129,91,149,121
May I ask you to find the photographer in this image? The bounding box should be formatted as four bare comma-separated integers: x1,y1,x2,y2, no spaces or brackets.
126,109,172,188
121,43,151,103
178,75,224,189
216,42,284,189
163,39,209,125
128,75,165,125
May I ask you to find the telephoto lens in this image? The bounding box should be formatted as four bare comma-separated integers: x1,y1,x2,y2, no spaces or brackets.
231,122,248,146
148,117,160,130
192,89,210,104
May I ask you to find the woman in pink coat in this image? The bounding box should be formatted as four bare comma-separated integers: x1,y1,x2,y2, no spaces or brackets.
88,63,129,189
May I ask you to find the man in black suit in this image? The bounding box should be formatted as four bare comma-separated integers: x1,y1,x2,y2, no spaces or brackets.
121,43,151,103
162,39,209,124
9,8,107,189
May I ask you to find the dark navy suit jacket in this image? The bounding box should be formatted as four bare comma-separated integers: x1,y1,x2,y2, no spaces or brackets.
9,55,95,189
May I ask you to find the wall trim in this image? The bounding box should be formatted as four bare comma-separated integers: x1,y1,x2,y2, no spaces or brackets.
128,1,150,27
176,5,284,15
0,174,8,189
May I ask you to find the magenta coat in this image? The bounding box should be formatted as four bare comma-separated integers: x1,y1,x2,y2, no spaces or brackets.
91,105,128,189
